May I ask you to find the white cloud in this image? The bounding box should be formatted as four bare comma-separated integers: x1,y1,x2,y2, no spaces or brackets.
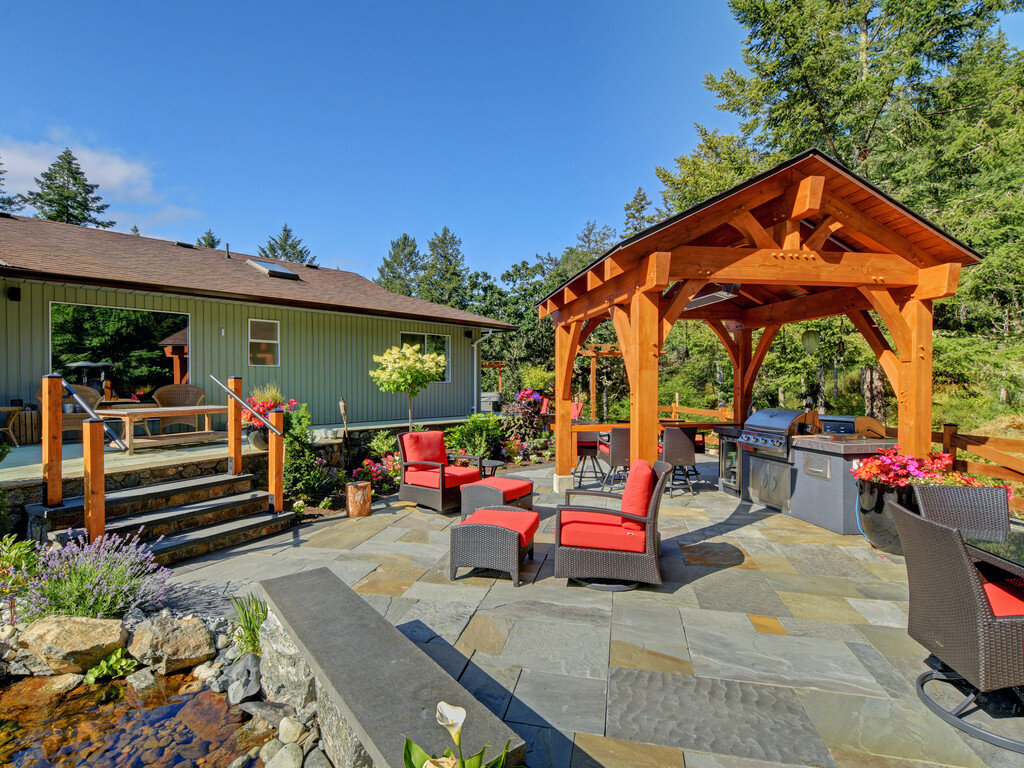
106,204,201,235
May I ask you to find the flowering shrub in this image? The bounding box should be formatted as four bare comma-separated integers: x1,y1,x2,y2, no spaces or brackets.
353,456,399,496
0,535,37,623
516,388,543,404
24,530,172,621
852,446,1013,500
502,391,544,458
243,397,298,424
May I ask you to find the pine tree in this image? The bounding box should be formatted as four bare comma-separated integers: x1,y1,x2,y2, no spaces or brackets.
375,233,422,295
23,148,114,228
258,224,316,264
622,186,657,236
196,229,221,249
129,225,141,236
416,226,469,309
0,153,22,213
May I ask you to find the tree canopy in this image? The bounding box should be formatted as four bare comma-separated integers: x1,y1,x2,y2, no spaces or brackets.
197,228,221,249
0,154,22,213
258,224,317,264
375,233,422,296
369,343,447,430
22,148,114,228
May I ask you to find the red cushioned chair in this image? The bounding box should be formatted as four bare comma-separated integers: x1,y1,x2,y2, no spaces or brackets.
554,459,671,587
890,500,1024,754
397,431,482,513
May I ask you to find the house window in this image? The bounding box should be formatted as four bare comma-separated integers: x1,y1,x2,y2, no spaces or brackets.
400,332,450,383
249,319,280,366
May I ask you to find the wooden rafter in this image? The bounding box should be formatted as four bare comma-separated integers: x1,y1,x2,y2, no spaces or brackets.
705,319,739,366
743,325,780,395
846,309,899,385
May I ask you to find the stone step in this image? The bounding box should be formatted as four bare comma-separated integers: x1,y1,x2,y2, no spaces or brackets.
25,473,256,532
106,490,272,541
149,510,297,566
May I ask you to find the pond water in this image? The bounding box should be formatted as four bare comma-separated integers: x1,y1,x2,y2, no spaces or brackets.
0,673,270,768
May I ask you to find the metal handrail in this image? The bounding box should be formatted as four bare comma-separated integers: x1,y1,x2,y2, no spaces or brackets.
209,375,284,437
56,375,129,452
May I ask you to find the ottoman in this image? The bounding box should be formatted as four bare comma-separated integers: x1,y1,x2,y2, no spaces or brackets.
450,506,540,587
460,475,534,517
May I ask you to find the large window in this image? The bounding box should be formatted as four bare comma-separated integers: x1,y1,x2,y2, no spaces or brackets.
249,319,280,366
400,332,450,383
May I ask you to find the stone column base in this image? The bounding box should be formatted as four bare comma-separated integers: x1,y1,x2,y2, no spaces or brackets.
552,473,574,495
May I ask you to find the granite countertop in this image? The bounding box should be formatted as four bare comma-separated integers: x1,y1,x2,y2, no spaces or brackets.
714,426,742,437
791,434,895,456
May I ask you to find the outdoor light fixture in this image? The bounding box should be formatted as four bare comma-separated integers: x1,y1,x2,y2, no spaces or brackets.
685,283,740,310
801,329,821,354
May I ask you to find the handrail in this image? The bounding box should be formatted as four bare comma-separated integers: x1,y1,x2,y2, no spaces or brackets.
57,375,129,452
209,374,283,437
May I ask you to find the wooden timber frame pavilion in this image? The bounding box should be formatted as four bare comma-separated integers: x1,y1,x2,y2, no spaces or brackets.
538,149,982,492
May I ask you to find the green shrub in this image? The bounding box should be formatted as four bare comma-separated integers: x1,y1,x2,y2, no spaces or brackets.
446,414,504,459
519,365,555,393
230,592,268,656
368,429,398,459
283,447,338,504
84,648,138,684
0,443,10,536
0,534,37,623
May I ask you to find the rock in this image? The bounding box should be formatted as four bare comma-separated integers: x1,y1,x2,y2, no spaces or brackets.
228,676,260,706
216,633,232,650
227,756,250,768
128,616,215,674
0,624,16,642
123,607,146,628
175,689,247,742
225,652,260,680
126,667,160,693
259,613,316,709
209,675,231,693
11,649,53,676
301,726,320,756
303,749,332,768
239,700,295,729
278,716,304,744
226,652,261,704
298,702,318,725
260,739,284,764
179,680,205,695
19,616,127,674
224,644,241,662
266,743,304,768
192,661,218,682
41,673,84,695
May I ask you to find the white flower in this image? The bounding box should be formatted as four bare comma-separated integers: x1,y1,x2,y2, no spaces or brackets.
436,701,467,747
423,758,458,768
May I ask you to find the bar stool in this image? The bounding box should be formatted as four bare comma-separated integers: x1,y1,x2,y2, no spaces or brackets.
598,427,631,490
574,429,603,486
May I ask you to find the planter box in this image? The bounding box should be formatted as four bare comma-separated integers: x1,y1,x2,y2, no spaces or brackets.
857,480,918,555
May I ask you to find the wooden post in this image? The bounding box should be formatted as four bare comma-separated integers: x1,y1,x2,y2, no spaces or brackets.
41,374,64,507
82,417,105,541
943,423,958,462
732,329,753,424
228,376,243,474
589,356,598,421
268,408,285,513
103,380,113,400
898,299,934,457
629,290,661,464
553,321,583,491
346,481,372,517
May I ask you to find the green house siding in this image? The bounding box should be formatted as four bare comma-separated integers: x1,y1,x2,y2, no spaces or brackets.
0,277,480,426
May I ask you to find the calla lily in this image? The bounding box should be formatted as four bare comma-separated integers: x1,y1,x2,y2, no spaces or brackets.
436,701,467,747
423,758,459,768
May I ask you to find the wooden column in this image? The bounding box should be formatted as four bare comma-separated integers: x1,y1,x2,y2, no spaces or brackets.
589,356,598,421
82,417,105,541
268,408,285,513
103,380,113,400
228,376,243,474
732,329,753,424
898,299,934,456
628,290,661,464
554,323,576,479
943,423,959,461
41,374,64,506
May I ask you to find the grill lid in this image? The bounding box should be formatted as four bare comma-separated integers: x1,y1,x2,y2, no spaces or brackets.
742,408,808,434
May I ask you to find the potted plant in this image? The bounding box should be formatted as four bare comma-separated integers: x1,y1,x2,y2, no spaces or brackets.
242,383,297,450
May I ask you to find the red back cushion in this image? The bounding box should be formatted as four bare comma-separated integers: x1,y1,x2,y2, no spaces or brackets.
401,431,448,471
983,580,1024,617
620,460,655,531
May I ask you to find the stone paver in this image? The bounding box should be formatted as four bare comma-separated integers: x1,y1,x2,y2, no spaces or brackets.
170,458,1004,768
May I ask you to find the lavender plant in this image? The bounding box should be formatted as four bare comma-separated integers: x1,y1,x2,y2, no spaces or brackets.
24,530,172,621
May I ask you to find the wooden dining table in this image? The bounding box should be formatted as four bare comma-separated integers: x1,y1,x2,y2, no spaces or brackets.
98,405,228,454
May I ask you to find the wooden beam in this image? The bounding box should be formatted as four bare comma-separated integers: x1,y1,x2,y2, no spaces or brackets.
774,220,802,250
804,215,843,251
628,290,662,464
729,211,779,249
822,192,941,267
659,279,708,345
706,320,739,366
579,317,603,347
739,287,869,328
228,376,243,474
611,305,634,389
554,321,583,477
846,310,900,386
897,299,934,456
786,175,825,219
857,287,911,357
669,246,922,287
743,325,780,396
83,418,106,542
910,263,961,301
733,329,753,423
42,374,63,506
268,409,285,514
641,251,672,291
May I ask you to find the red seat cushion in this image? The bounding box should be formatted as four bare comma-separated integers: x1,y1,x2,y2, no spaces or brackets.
401,431,448,471
577,440,598,447
461,508,540,547
983,580,1024,617
619,460,655,531
470,476,532,501
560,510,627,527
405,466,480,489
560,522,646,553
598,443,610,455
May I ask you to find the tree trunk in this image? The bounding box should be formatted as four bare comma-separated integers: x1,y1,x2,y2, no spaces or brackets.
861,366,886,423
815,366,826,414
778,385,785,408
407,393,413,432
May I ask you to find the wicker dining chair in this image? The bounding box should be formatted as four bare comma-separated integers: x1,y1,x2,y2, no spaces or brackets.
890,500,1024,754
660,427,700,496
555,459,671,587
913,485,1010,543
598,426,630,490
35,384,103,436
152,384,206,432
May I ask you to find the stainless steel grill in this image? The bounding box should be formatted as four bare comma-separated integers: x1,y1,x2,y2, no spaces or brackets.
737,408,819,461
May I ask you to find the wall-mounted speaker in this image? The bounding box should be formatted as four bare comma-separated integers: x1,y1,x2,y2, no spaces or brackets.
6,286,20,302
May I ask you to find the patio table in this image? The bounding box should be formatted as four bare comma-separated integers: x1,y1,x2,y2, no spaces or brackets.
97,405,228,454
963,525,1024,580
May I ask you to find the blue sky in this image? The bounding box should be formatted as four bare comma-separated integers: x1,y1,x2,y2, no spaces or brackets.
3,3,1023,279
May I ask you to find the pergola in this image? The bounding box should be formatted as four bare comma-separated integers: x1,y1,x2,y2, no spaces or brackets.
538,150,981,491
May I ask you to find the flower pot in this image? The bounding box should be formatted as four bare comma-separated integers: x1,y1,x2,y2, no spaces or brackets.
247,428,269,451
857,480,918,555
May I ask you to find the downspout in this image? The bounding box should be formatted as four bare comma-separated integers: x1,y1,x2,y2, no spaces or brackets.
471,329,495,413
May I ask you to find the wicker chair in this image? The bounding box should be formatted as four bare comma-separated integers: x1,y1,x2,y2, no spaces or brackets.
598,426,631,490
660,427,701,496
151,384,206,432
890,500,1024,754
397,430,482,514
555,459,671,587
35,384,103,437
913,485,1010,543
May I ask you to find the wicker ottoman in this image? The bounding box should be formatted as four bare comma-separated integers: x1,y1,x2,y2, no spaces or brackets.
460,475,534,517
450,506,540,587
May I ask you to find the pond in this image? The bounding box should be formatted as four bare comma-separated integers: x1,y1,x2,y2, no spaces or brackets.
0,672,270,768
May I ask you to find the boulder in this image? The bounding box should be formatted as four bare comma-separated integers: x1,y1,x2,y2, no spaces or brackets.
41,673,84,695
303,749,332,768
278,716,304,744
126,667,159,694
260,739,284,764
128,616,216,674
239,700,295,729
20,616,127,674
265,743,304,768
259,613,315,709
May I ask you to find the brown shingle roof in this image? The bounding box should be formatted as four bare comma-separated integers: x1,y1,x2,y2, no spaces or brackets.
158,328,188,347
0,215,513,330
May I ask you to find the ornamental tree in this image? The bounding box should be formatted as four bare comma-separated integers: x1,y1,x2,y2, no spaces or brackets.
369,344,446,431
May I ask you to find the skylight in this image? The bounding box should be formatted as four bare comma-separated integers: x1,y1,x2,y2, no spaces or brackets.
246,259,300,280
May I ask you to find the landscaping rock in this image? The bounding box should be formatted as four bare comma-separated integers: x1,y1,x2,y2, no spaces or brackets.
128,616,216,674
42,673,84,695
260,739,284,764
260,613,316,709
300,726,320,756
227,755,250,768
193,661,218,682
278,716,304,744
239,701,295,729
19,616,127,675
298,702,317,725
228,676,260,706
303,749,332,768
216,633,232,650
226,652,261,704
179,680,205,695
126,667,159,694
11,649,53,676
265,742,304,768
0,624,17,642
209,675,231,693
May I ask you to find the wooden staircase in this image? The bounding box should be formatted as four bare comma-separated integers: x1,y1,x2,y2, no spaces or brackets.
26,473,295,565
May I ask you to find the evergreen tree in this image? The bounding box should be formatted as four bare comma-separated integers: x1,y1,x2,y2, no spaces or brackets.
129,225,141,236
375,233,422,295
416,226,469,309
196,229,221,249
258,224,317,264
22,148,114,228
0,153,22,213
622,186,657,236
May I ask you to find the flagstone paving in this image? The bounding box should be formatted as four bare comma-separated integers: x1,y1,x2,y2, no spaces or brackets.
169,458,1023,767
